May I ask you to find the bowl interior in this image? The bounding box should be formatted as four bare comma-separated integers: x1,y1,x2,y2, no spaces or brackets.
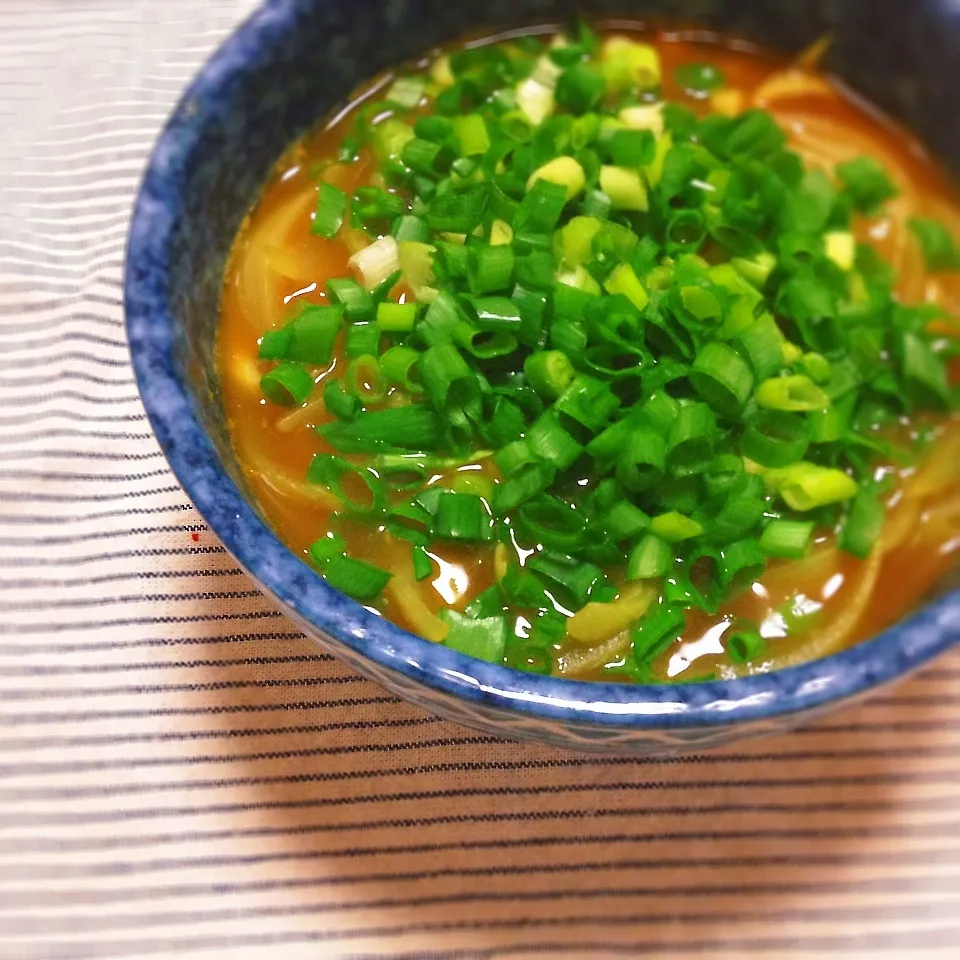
126,0,960,736
170,0,960,502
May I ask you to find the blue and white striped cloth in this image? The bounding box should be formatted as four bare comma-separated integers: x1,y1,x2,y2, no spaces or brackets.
1,3,959,957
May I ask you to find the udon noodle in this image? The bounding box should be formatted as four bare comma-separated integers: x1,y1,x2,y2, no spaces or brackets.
218,25,960,683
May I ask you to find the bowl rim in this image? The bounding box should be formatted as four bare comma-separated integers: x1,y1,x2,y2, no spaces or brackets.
125,0,960,731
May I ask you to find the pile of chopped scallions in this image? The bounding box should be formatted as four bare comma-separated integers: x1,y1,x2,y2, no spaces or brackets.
257,22,959,680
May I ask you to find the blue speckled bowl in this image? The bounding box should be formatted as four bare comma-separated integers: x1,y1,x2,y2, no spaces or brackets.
126,0,960,754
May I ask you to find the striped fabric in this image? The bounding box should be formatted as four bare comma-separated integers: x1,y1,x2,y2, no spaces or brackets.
1,3,959,958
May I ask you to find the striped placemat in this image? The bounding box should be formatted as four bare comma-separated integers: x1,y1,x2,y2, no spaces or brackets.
1,3,959,958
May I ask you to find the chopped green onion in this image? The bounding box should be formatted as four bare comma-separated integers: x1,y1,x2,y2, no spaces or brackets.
378,344,422,392
451,471,494,500
608,128,656,166
393,215,432,243
499,563,550,608
603,262,649,310
731,251,776,288
555,63,605,114
736,314,784,382
349,236,401,290
741,410,810,468
258,327,292,361
632,603,685,665
718,538,766,591
319,404,445,453
515,249,557,290
601,36,661,93
839,491,885,559
265,304,343,366
396,240,437,301
306,453,386,517
312,183,348,239
599,165,648,211
514,178,569,234
824,231,856,271
442,610,508,663
484,397,526,448
722,109,786,161
690,342,755,419
344,321,380,359
418,341,481,423
491,462,556,515
527,551,604,608
899,332,950,407
495,439,536,477
468,245,515,295
412,544,434,581
727,628,766,664
558,216,602,268
628,534,673,580
371,118,415,162
616,427,666,493
759,519,814,559
452,114,491,157
516,495,588,551
415,115,454,143
603,499,650,542
490,219,514,247
527,411,583,470
323,555,392,601
353,186,406,224
260,362,314,407
703,453,745,499
769,462,858,511
909,217,960,271
426,182,490,233
453,322,518,359
666,402,717,477
527,156,587,201
524,350,575,400
308,533,346,568
755,375,830,412
836,155,898,214
799,351,832,384
464,585,508,620
387,500,433,542
650,512,704,542
327,277,375,321
323,379,360,421
705,493,765,546
402,137,455,177
345,354,386,403
665,209,707,254
675,61,725,95
556,374,621,432
376,301,419,332
433,492,493,541
237,33,960,682
386,74,427,109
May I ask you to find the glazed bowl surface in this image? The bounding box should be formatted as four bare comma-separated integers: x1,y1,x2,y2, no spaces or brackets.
125,0,960,754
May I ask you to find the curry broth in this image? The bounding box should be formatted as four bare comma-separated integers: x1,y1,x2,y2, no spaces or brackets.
219,27,960,681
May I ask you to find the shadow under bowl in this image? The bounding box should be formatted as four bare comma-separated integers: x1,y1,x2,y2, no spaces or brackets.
125,0,960,754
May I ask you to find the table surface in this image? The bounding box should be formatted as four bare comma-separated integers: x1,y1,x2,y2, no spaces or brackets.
1,3,959,958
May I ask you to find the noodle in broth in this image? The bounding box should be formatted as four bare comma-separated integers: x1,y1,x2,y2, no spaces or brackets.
218,25,960,683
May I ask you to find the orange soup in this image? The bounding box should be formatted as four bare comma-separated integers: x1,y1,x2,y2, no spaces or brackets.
218,23,960,683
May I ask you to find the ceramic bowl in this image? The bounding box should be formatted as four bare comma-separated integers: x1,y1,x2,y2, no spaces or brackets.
126,0,960,754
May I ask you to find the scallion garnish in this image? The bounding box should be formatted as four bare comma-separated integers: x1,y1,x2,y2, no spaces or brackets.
251,22,958,681
675,62,726,96
909,217,960,272
260,362,314,407
312,183,348,239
